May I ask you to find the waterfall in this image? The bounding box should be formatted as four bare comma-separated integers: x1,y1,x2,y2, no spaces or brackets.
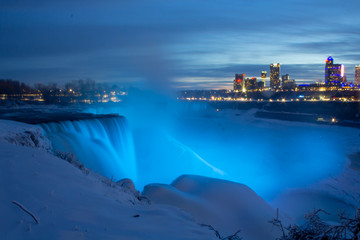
40,116,137,181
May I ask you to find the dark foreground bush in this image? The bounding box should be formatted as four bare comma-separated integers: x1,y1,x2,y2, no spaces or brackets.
270,208,360,240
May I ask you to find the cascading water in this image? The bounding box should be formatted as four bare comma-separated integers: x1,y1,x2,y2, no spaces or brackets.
40,116,137,182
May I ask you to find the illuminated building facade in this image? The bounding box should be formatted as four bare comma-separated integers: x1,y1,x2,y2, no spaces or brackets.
281,74,289,86
270,63,280,89
282,79,296,90
325,56,345,85
355,65,360,86
234,73,245,91
261,71,267,78
245,78,257,90
261,71,267,87
257,81,264,89
281,74,296,90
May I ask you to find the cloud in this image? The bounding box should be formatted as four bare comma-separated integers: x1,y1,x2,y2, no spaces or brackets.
1,0,359,89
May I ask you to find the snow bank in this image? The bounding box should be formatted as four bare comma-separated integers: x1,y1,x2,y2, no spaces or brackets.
0,120,217,240
0,119,51,151
272,165,360,223
143,174,284,240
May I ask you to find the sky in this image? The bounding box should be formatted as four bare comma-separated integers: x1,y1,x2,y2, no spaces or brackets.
1,0,360,90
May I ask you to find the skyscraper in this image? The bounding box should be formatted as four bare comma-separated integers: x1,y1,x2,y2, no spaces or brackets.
325,56,345,85
281,74,289,86
355,65,360,86
270,63,280,89
234,73,245,91
245,77,257,90
261,71,267,87
281,74,296,90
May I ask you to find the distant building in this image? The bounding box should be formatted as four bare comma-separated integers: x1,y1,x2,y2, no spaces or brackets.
270,63,280,89
261,71,267,87
281,74,296,90
282,79,296,90
245,77,257,90
257,80,265,90
281,74,289,86
355,65,360,86
325,56,345,85
234,73,245,91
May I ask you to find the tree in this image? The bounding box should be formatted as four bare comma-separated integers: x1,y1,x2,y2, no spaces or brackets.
270,209,360,240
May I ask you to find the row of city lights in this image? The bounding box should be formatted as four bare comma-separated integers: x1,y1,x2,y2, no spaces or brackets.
179,97,358,102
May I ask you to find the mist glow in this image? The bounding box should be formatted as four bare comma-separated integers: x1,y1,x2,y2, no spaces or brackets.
78,99,355,200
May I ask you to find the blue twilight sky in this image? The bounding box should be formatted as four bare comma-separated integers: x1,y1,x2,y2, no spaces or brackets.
1,0,360,90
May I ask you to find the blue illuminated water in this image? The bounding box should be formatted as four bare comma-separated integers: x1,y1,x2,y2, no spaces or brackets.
43,100,359,200
41,117,137,182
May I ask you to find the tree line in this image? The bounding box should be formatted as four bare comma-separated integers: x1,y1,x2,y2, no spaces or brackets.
0,79,35,94
0,78,125,95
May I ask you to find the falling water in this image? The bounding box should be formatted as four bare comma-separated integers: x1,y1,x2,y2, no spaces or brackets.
41,116,137,181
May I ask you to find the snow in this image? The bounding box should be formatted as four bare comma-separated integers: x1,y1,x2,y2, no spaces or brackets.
1,102,359,240
0,120,218,240
0,119,51,151
272,163,360,223
143,175,284,240
85,102,360,236
271,132,360,223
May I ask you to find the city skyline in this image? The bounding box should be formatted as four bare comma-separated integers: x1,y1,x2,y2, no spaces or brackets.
1,0,360,90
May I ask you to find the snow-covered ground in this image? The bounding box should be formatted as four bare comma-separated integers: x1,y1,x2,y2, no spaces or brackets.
0,120,217,240
272,161,360,223
0,119,282,240
1,102,359,239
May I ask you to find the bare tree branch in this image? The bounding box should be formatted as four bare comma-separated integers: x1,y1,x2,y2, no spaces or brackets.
12,201,39,224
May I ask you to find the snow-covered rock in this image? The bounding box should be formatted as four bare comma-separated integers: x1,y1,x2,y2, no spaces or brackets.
0,120,51,151
143,174,284,240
